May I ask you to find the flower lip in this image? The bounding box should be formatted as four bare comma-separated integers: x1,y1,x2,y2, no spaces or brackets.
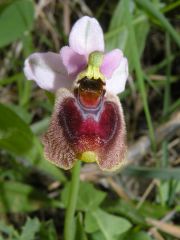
43,88,127,171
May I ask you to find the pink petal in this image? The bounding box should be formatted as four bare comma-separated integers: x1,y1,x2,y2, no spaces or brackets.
106,57,129,94
100,49,123,78
60,46,87,76
69,16,104,55
24,52,73,92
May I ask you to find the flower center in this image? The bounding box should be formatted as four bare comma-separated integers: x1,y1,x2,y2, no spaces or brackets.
78,51,105,81
75,51,105,109
76,77,105,109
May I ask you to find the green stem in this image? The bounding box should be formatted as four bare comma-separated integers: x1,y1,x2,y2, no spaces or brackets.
64,161,81,240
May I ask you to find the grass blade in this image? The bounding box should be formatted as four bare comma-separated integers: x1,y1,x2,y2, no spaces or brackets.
124,166,180,180
135,0,180,48
125,0,156,150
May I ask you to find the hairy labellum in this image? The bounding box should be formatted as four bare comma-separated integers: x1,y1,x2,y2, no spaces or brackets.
43,77,127,171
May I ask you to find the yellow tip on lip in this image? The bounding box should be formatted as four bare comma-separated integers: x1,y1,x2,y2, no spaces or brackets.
77,151,98,163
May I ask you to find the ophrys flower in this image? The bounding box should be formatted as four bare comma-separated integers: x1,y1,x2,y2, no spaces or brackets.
24,16,128,171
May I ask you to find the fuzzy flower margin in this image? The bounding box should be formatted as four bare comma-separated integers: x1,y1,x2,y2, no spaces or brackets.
24,16,128,171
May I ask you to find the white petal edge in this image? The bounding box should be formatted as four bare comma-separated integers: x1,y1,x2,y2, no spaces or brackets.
23,52,73,92
69,16,104,55
106,57,129,95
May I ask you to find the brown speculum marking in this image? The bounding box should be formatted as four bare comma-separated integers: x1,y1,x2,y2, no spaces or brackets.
58,77,120,155
77,77,105,109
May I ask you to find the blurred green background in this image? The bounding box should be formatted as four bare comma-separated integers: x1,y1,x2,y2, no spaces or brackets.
0,0,179,239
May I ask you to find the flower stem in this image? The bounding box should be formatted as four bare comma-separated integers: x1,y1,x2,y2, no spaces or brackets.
64,161,81,240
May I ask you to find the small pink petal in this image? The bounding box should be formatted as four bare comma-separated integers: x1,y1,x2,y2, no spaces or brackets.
60,46,87,76
100,49,123,78
24,52,73,92
106,57,129,94
69,16,104,55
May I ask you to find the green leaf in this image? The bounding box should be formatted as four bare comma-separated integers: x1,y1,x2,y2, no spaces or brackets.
75,213,88,240
105,0,150,69
0,0,34,47
21,137,67,183
84,212,98,233
91,231,106,240
0,73,23,86
176,205,180,212
0,103,34,155
106,199,145,225
85,209,131,239
61,182,106,211
138,201,168,219
7,104,32,124
157,181,170,204
106,0,129,51
91,231,128,240
0,221,19,238
31,117,50,135
39,220,58,240
45,91,55,105
20,218,40,240
0,181,50,213
124,231,153,240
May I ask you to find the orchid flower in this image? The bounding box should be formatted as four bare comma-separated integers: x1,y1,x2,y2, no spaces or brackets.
24,16,128,171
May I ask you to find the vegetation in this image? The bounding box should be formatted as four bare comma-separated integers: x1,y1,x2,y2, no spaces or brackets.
0,0,179,239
